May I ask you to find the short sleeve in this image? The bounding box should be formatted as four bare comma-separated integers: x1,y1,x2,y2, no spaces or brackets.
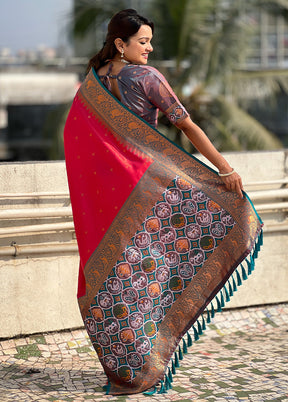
141,68,189,125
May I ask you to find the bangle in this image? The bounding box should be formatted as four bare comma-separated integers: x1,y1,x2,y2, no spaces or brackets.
218,168,235,177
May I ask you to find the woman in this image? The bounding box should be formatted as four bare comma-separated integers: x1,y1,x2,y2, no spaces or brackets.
64,9,263,395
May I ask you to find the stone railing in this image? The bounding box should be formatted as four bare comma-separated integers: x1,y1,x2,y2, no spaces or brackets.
0,151,287,338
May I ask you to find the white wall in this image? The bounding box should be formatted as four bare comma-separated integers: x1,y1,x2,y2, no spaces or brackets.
0,151,287,338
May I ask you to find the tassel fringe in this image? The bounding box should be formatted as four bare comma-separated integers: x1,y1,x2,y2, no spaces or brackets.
154,228,263,395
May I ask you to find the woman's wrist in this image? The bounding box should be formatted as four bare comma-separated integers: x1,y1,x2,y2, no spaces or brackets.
218,168,235,177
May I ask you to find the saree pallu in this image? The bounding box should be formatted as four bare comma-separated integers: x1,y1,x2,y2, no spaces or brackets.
64,68,263,395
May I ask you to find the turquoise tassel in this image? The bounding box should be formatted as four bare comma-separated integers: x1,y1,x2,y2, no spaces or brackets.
259,230,263,246
236,269,242,286
171,359,176,374
187,331,193,347
174,351,179,368
165,374,171,391
216,295,222,312
241,264,248,281
211,302,215,318
103,380,111,395
247,259,252,275
182,338,188,354
202,314,206,330
158,381,166,394
228,280,233,296
144,386,157,395
224,285,230,302
193,325,199,341
197,319,203,335
220,291,225,307
250,256,255,271
178,345,183,360
232,275,237,292
206,308,211,323
168,367,173,382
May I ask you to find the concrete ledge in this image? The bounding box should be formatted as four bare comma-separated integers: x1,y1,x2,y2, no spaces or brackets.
0,151,287,338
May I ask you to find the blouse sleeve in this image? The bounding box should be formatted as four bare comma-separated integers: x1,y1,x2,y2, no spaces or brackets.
141,67,189,124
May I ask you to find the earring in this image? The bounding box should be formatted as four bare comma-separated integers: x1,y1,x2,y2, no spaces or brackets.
120,48,129,64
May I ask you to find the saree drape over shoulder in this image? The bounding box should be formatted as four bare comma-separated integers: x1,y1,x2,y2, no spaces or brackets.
64,67,263,395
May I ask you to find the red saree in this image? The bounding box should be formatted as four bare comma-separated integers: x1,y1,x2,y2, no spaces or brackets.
64,68,263,395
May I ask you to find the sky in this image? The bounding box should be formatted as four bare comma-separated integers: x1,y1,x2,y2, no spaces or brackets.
0,0,72,53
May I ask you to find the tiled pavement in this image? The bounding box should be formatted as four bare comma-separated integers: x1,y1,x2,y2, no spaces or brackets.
0,304,287,402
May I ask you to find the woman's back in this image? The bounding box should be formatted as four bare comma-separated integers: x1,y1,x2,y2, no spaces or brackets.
97,63,188,128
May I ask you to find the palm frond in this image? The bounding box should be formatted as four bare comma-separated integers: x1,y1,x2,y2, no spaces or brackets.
211,96,283,150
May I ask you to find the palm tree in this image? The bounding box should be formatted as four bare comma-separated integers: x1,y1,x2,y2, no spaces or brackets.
149,0,284,152
68,0,285,154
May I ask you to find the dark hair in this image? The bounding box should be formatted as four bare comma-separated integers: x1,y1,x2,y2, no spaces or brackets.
86,9,154,73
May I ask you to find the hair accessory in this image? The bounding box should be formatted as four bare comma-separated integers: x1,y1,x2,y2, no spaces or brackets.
218,168,235,177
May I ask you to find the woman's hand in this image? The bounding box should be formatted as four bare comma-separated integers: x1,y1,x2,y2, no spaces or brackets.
177,118,244,199
219,170,244,199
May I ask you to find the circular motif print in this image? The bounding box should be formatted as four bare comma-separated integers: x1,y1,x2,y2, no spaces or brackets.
127,352,143,368
221,211,235,226
118,366,132,382
85,318,96,335
144,321,157,337
147,282,161,298
150,242,165,257
104,318,119,335
138,297,153,313
113,303,129,320
90,307,104,322
171,213,186,228
155,203,171,219
179,263,195,278
129,312,144,330
181,200,197,215
159,228,176,243
119,329,135,344
207,199,222,213
186,224,201,239
160,290,173,307
116,263,132,279
196,211,212,226
211,222,225,237
107,277,122,294
132,272,148,289
151,306,164,322
122,288,138,304
135,337,151,354
111,342,126,357
176,177,192,190
126,247,141,263
189,249,205,266
156,266,170,282
192,189,207,202
135,233,150,249
141,257,156,273
145,217,160,233
200,236,215,251
169,276,183,291
103,355,118,371
98,292,113,309
175,238,190,253
164,252,180,267
97,332,110,346
165,188,182,204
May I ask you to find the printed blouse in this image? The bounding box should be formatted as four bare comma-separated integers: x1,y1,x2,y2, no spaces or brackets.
98,64,188,128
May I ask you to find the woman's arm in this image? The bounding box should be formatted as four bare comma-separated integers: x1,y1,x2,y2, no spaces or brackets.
177,117,244,198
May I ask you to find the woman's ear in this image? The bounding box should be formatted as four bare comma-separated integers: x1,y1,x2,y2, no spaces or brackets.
114,38,124,53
